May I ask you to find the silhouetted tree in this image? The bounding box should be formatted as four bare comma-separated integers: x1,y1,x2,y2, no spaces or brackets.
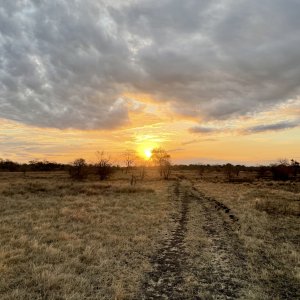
151,147,172,179
122,149,137,173
96,151,114,180
291,159,300,177
69,158,88,180
224,163,234,181
0,159,19,171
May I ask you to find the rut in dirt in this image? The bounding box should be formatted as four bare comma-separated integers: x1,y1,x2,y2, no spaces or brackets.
139,180,190,299
190,188,248,299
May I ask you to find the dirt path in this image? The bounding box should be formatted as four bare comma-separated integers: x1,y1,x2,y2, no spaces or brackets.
139,180,248,299
139,180,190,299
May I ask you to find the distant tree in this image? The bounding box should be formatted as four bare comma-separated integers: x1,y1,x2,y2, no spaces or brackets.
257,165,270,179
278,158,290,166
151,147,172,179
291,159,300,177
270,159,293,181
122,149,137,173
69,158,88,180
0,159,19,172
223,163,234,181
95,151,114,180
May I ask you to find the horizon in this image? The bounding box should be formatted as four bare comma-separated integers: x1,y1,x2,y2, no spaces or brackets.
1,1,300,164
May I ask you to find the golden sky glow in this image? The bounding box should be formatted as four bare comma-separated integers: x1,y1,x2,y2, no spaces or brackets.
1,96,299,165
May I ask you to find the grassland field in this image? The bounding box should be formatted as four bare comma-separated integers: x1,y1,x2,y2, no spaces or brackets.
0,170,299,299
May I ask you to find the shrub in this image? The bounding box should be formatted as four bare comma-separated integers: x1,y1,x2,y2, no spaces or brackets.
69,158,88,180
271,164,292,181
95,151,114,180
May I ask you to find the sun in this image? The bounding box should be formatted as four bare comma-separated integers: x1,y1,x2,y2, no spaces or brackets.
144,149,152,159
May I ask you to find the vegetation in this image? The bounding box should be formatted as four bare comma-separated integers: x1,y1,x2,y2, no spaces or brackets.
0,169,299,299
68,158,88,181
151,147,172,180
95,151,114,181
0,171,176,299
1,156,299,183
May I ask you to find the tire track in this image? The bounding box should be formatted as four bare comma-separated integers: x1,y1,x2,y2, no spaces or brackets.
189,188,248,299
139,180,190,299
139,181,248,299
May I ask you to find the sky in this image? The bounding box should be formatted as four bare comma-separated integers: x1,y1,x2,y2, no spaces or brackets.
0,0,300,165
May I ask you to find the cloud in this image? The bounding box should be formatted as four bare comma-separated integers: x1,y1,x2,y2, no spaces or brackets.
244,120,300,134
1,0,300,129
0,1,134,129
114,0,300,120
181,138,217,145
189,126,219,134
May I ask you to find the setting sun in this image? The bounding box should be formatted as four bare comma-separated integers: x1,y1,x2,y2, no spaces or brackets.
144,149,152,159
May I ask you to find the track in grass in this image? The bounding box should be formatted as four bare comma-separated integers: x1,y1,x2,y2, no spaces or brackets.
140,180,190,299
190,188,248,299
139,180,248,299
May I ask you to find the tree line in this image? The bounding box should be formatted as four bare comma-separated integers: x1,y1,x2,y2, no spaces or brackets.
0,154,299,182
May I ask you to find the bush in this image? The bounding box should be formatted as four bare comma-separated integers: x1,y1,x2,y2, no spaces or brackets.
271,164,292,181
95,151,114,180
69,158,88,180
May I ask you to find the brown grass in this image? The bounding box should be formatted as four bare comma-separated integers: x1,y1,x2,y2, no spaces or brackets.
193,177,300,299
0,170,299,299
0,172,178,299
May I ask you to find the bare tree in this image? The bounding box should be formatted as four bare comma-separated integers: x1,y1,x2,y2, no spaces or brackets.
69,158,88,180
95,151,113,180
122,149,137,173
278,158,290,166
151,147,172,179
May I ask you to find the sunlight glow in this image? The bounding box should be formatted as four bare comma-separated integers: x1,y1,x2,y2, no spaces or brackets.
144,149,152,159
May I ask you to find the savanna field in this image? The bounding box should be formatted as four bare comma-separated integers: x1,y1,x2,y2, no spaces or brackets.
0,170,299,299
2,1,300,299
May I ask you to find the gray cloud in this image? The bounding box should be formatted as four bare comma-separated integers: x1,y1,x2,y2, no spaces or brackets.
1,0,300,129
244,120,300,134
189,126,219,134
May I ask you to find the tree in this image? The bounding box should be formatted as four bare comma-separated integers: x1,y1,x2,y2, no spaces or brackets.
69,158,88,180
223,163,234,181
151,147,172,179
291,159,300,177
95,151,113,180
122,149,137,173
270,159,293,181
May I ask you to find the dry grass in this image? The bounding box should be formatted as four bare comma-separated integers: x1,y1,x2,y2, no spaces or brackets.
1,170,299,299
193,178,300,299
0,172,178,299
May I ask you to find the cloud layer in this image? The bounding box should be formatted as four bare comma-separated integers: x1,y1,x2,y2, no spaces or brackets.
1,0,300,129
244,120,300,134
